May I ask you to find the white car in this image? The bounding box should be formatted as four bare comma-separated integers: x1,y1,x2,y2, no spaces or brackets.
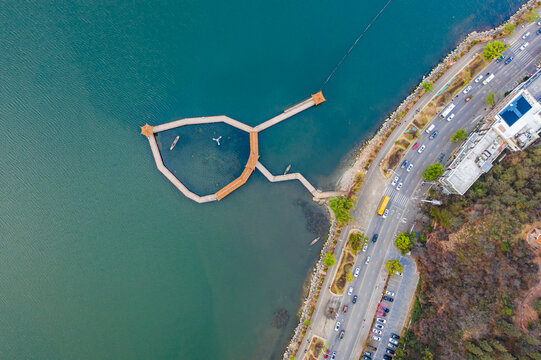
377,318,387,324
474,74,483,83
391,176,399,186
389,338,399,345
372,329,382,335
365,256,371,265
375,323,384,330
362,244,368,252
396,182,403,191
385,290,395,297
407,163,414,172
335,322,341,331
354,267,360,277
520,42,529,51
347,286,354,295
382,209,389,219
372,336,381,341
462,85,472,94
418,144,426,153
522,31,531,39
447,113,455,122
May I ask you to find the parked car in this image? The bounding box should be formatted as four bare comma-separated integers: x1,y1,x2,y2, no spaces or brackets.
391,333,401,340
365,256,371,265
383,355,393,360
385,290,395,296
381,307,390,313
505,56,513,64
538,28,541,34
447,113,455,121
375,323,384,330
343,305,348,313
331,352,337,360
383,296,394,302
372,336,381,341
401,160,408,169
382,209,389,219
352,295,358,304
429,131,439,140
418,144,426,153
340,330,345,339
362,243,368,252
362,355,372,360
388,343,397,349
324,349,331,358
520,42,529,51
496,55,504,62
372,329,382,335
391,176,399,186
354,267,360,277
347,287,354,295
522,31,531,39
465,96,471,102
407,163,414,172
386,348,395,355
377,318,387,324
389,338,399,345
372,234,378,243
412,142,419,150
463,85,472,94
335,322,341,331
474,74,483,82
396,182,403,191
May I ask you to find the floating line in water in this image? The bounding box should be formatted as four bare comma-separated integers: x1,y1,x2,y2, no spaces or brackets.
320,0,394,89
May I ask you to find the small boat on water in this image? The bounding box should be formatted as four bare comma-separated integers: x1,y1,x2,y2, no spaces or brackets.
284,164,291,175
169,136,179,150
309,237,320,246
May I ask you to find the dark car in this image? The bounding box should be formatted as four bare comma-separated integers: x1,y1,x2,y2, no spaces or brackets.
383,355,393,360
429,131,439,140
382,307,390,313
391,333,401,340
372,234,378,243
496,55,504,62
538,28,541,34
400,160,408,169
505,56,513,64
340,330,345,339
383,296,394,302
331,352,337,360
352,295,358,304
386,348,396,355
362,356,372,360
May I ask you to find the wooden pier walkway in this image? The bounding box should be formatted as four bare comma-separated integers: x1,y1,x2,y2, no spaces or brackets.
141,91,343,203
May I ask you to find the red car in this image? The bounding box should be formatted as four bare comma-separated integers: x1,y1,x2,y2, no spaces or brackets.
465,96,471,102
343,305,348,314
412,142,419,150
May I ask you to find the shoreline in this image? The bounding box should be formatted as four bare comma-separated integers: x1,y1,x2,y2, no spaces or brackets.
283,0,538,358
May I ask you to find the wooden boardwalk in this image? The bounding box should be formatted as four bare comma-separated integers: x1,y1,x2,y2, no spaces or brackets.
141,91,341,203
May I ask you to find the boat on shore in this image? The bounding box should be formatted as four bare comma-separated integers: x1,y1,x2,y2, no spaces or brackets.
169,136,179,150
309,237,320,246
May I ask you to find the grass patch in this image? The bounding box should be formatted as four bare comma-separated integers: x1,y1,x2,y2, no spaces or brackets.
306,336,325,360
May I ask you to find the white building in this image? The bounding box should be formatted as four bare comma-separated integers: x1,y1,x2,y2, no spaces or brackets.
440,70,541,195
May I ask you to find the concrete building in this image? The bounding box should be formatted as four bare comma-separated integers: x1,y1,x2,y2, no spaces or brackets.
440,70,541,195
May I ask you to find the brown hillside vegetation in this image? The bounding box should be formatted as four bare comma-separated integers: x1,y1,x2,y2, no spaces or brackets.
396,143,541,360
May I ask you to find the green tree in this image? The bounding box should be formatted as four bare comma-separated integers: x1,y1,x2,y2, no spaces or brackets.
348,231,368,253
385,259,404,275
503,23,516,36
451,128,468,142
422,348,434,360
528,352,541,360
394,232,414,255
346,272,354,283
478,340,494,353
490,339,508,353
422,163,445,181
465,342,485,356
483,41,507,61
522,333,541,346
329,196,355,224
486,91,495,106
526,8,539,23
323,252,336,267
422,81,434,92
497,320,522,338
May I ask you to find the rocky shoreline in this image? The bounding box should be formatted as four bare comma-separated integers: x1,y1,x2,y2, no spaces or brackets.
283,1,539,359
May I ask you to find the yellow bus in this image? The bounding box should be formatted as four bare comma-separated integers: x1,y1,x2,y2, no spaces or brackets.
377,196,390,216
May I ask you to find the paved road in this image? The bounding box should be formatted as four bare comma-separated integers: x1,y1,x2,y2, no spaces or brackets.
297,20,541,360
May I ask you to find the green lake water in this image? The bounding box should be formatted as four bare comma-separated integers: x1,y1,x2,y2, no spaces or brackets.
0,1,524,359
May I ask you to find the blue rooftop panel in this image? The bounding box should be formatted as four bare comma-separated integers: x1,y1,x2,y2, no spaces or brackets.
499,94,532,127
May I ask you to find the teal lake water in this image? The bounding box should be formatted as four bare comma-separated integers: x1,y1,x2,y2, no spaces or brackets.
0,1,524,359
